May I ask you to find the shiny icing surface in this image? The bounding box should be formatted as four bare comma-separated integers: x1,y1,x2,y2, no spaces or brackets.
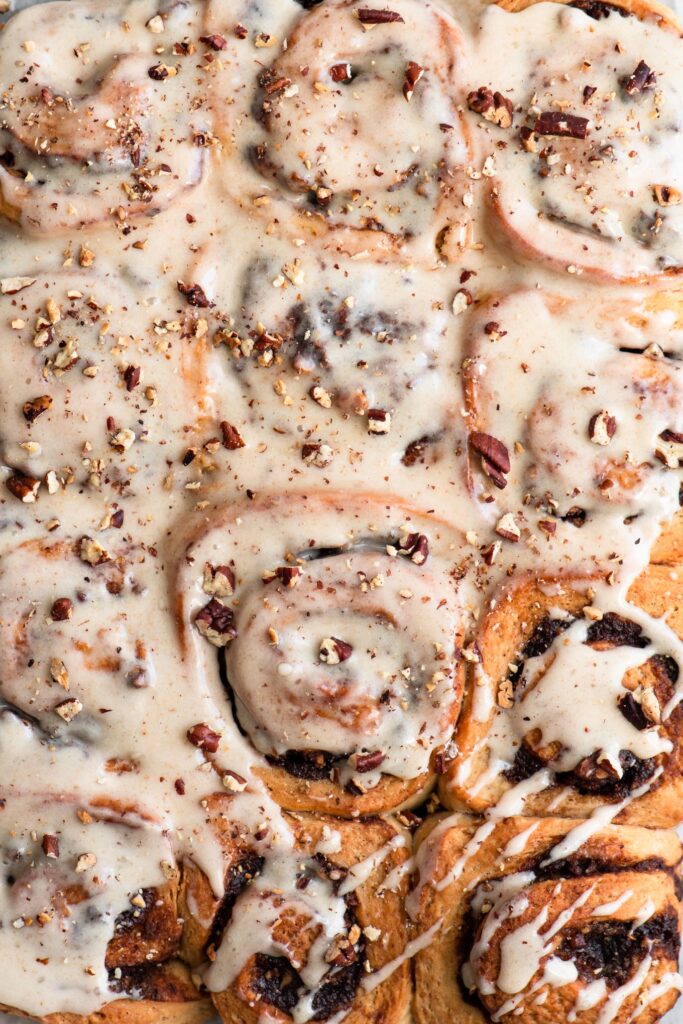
0,0,683,1019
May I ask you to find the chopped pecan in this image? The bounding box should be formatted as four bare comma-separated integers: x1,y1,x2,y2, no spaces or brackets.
220,421,246,450
319,637,354,664
22,395,52,423
187,723,222,753
262,565,303,587
330,62,352,82
177,281,214,308
397,532,429,565
624,59,656,95
467,87,513,128
41,834,60,859
50,597,73,622
203,563,236,598
403,62,425,102
533,112,589,139
354,750,386,772
6,472,40,503
367,408,392,434
194,599,238,647
200,33,228,50
123,365,141,392
588,410,617,445
470,431,510,489
357,8,405,23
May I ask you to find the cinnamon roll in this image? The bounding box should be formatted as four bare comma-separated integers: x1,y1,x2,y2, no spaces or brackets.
0,270,221,498
471,0,683,281
441,567,683,827
205,0,472,261
0,0,207,234
182,802,411,1024
176,492,465,815
0,783,210,1023
462,289,683,523
411,813,683,1024
206,246,461,479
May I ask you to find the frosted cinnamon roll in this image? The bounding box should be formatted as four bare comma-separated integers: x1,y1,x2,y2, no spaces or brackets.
0,534,158,745
462,290,683,523
206,0,472,261
0,786,209,1023
471,0,683,281
210,249,460,475
411,814,683,1024
0,0,207,234
182,802,411,1024
0,270,220,499
176,492,465,815
441,569,683,827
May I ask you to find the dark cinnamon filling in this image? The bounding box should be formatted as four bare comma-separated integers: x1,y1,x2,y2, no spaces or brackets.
267,748,343,782
108,962,197,1002
570,0,631,18
251,954,364,1020
557,910,680,988
208,850,265,954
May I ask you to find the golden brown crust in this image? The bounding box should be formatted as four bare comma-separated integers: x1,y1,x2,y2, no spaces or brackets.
494,0,682,31
413,815,683,1024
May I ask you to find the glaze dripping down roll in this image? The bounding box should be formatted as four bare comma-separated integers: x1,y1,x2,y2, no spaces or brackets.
411,814,683,1024
176,492,465,815
181,799,411,1024
441,567,683,827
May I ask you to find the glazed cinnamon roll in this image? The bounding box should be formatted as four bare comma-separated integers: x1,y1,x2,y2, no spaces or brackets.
205,0,472,261
176,492,465,815
0,0,207,234
441,567,683,827
471,0,683,281
462,289,683,523
0,784,210,1023
0,270,221,499
411,813,683,1024
181,802,411,1024
207,247,460,478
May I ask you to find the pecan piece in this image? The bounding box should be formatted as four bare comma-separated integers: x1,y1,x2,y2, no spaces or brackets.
22,395,52,423
624,59,656,95
42,834,60,859
187,723,222,753
194,599,238,647
330,62,352,83
6,472,40,503
262,565,303,587
470,431,510,489
177,281,214,308
467,87,513,128
123,365,141,392
203,563,236,598
220,421,246,450
496,512,521,542
367,408,392,435
319,637,354,664
588,410,617,445
397,532,429,565
200,33,228,50
50,597,73,622
533,112,589,139
357,8,405,23
354,750,386,772
403,62,425,102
